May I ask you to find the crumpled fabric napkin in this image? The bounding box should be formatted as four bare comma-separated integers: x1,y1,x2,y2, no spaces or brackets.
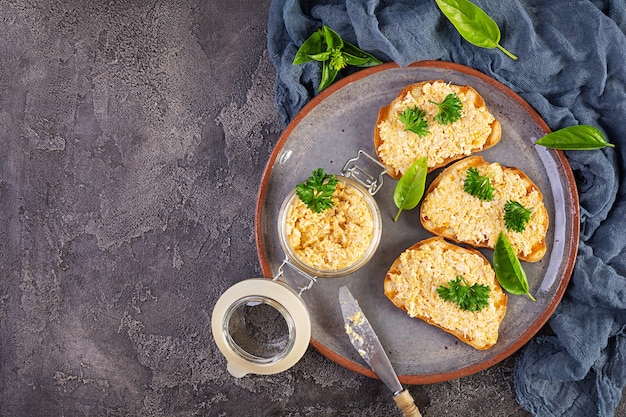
267,1,626,415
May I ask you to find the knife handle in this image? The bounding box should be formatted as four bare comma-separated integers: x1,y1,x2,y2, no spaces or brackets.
393,389,422,417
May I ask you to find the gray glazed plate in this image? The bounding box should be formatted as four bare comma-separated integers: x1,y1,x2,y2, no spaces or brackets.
255,61,579,384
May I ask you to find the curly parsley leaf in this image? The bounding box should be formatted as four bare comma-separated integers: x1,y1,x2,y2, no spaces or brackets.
430,93,463,125
504,200,532,232
437,275,490,312
399,106,430,137
295,168,338,213
463,167,495,201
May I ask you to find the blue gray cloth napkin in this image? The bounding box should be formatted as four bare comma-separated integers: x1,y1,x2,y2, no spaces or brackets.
267,1,626,416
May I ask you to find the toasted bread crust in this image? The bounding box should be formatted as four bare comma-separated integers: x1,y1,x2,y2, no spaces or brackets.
420,156,549,262
384,237,507,350
374,80,501,179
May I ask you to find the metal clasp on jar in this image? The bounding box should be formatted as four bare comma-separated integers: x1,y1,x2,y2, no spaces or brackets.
341,150,387,195
274,257,317,296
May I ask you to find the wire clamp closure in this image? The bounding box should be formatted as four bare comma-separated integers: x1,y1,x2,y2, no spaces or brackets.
274,258,318,296
341,150,387,195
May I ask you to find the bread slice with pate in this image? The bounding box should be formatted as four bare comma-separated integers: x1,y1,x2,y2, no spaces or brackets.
420,156,549,262
374,80,501,179
384,236,507,350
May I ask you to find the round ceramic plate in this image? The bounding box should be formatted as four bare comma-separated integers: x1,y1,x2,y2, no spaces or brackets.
255,61,579,384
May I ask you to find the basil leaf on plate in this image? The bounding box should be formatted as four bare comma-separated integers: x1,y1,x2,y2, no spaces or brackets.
493,232,536,301
393,157,428,222
535,125,615,150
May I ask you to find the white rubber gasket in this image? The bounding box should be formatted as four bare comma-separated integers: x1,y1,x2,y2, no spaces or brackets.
211,278,311,377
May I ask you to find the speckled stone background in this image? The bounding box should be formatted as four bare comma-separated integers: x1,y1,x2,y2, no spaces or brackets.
0,1,624,416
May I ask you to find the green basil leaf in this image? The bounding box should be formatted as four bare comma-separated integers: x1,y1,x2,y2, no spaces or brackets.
307,51,331,62
535,125,615,150
318,59,339,92
393,157,428,222
493,232,536,301
342,41,383,67
435,0,518,60
322,25,344,51
293,29,324,65
342,52,373,67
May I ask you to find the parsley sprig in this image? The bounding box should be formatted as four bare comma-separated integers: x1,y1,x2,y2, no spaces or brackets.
504,200,532,232
398,92,463,137
295,168,338,213
464,167,495,202
437,275,490,312
430,93,463,125
399,106,430,137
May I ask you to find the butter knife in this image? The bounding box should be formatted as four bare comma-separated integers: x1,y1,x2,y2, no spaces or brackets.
338,286,422,417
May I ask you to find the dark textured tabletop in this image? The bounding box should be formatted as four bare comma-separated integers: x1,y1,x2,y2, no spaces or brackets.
0,1,624,416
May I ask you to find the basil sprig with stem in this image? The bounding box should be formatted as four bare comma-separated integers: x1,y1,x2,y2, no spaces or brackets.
293,25,382,92
393,157,428,222
535,125,615,150
435,0,518,60
493,232,536,301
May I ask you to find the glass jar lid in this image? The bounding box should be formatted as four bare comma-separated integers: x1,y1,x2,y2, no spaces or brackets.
211,278,311,377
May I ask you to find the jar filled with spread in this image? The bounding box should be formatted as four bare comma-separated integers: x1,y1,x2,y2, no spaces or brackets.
212,151,386,377
278,174,382,277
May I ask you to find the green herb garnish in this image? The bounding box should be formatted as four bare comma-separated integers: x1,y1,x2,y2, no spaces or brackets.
430,93,463,125
534,125,615,150
399,106,430,137
435,0,518,60
504,200,532,232
464,167,494,201
293,25,382,92
493,232,536,301
393,157,428,222
295,168,338,213
437,275,490,312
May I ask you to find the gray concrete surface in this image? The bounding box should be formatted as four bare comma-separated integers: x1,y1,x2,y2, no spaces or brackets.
0,1,624,416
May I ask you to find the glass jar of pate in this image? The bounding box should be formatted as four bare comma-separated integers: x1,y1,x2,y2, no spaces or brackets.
277,174,382,278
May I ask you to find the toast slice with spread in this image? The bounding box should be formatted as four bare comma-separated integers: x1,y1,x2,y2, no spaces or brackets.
374,80,501,179
420,156,549,262
384,236,507,350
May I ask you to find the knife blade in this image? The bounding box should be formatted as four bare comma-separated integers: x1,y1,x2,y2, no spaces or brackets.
338,286,421,417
